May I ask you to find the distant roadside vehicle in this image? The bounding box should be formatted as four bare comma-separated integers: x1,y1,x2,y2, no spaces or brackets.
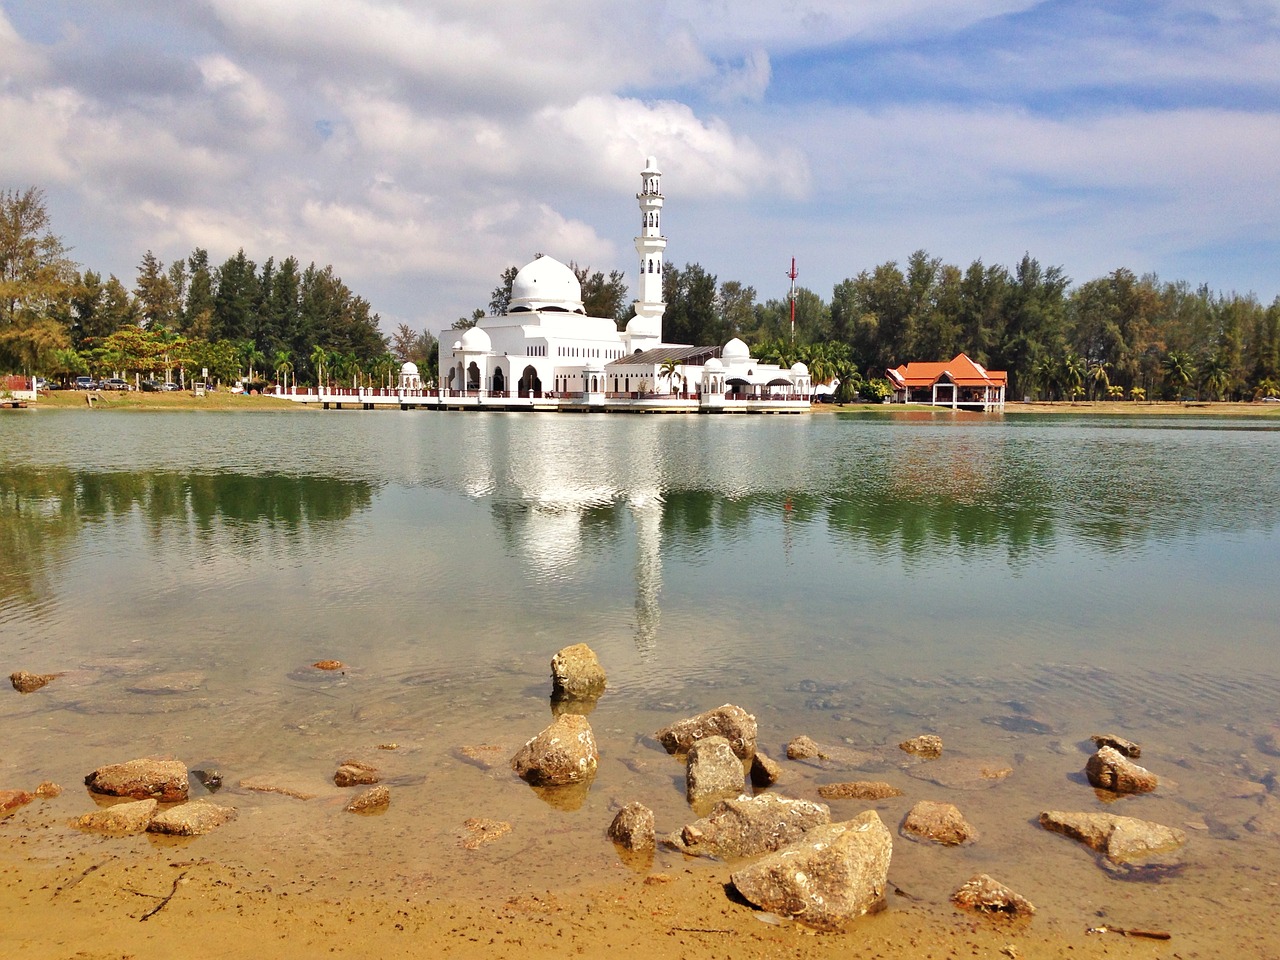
101,378,131,391
141,379,162,392
160,381,182,391
74,376,97,390
1262,396,1280,403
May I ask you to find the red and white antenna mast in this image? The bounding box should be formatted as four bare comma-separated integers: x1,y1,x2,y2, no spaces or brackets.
787,257,798,341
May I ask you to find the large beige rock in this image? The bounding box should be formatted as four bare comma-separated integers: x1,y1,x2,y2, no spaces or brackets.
84,759,188,802
607,802,655,852
668,794,831,859
655,704,756,761
550,644,606,700
685,736,744,807
147,799,237,836
1086,746,1158,794
74,799,158,833
901,800,977,845
729,811,892,931
511,714,598,786
1039,810,1186,863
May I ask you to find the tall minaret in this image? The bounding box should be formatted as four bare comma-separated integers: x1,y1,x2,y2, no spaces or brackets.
628,156,666,342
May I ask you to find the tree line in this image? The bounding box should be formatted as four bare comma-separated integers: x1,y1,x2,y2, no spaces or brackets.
6,183,1277,401
0,187,437,388
658,252,1280,401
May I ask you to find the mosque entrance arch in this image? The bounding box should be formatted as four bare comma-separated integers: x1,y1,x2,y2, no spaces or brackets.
466,362,480,391
492,367,505,395
519,365,542,398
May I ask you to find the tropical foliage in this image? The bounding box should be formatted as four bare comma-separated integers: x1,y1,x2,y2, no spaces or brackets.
0,187,395,387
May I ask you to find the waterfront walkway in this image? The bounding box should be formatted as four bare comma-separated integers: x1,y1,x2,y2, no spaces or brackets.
278,387,809,414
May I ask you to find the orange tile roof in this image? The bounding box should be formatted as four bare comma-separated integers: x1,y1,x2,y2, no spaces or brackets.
888,353,1006,388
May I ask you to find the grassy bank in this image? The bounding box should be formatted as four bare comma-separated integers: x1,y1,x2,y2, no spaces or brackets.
813,399,1280,417
26,390,304,412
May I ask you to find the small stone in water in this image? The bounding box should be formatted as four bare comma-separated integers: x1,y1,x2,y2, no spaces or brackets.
313,660,345,671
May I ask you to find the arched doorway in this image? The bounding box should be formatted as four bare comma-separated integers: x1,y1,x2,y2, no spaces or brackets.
493,368,505,395
519,365,541,398
467,362,480,391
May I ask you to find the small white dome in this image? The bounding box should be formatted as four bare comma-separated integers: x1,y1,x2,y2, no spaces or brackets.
452,340,462,350
401,360,419,376
722,337,750,362
509,256,585,314
704,357,724,371
460,326,491,352
790,361,809,376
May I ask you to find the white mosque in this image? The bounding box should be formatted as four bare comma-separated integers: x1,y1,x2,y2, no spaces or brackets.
434,157,810,412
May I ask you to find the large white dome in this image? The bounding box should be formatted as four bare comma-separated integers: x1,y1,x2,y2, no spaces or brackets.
722,337,750,362
508,256,585,314
459,326,492,352
401,360,419,376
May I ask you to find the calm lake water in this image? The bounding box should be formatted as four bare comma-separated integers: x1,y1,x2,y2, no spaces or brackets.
2,408,1279,949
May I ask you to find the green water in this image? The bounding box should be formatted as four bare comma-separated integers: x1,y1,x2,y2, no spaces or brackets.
2,408,1278,948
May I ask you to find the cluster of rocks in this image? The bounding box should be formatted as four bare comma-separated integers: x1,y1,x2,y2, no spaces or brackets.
80,758,236,835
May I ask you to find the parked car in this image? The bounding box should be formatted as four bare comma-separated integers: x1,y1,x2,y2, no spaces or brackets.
101,378,131,391
74,376,97,390
141,379,161,392
160,381,182,391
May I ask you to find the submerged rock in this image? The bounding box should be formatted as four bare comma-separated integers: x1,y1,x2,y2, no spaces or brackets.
608,802,655,853
667,794,831,859
1086,746,1158,794
238,777,316,800
334,759,381,787
85,758,188,803
899,735,943,759
454,744,507,771
346,785,390,813
655,704,757,761
511,713,598,786
818,781,903,801
127,671,206,694
147,798,237,836
905,757,1012,790
686,736,744,807
901,800,977,846
1091,733,1141,758
74,798,158,834
550,643,607,701
729,811,892,931
951,874,1035,919
785,735,881,769
0,790,35,815
9,671,59,693
461,817,511,849
1039,810,1186,864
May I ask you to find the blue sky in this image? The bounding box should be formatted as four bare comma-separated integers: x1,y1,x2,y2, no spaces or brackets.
2,1,1277,335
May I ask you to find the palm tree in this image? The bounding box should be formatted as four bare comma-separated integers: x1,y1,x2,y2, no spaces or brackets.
1061,353,1086,401
310,344,329,388
1086,359,1110,401
1198,353,1231,401
273,350,293,392
658,358,681,395
1162,350,1196,399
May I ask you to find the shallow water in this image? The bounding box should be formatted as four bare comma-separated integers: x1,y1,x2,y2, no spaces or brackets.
2,408,1278,949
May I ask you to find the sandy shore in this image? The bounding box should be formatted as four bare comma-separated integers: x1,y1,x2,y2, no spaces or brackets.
0,836,1159,960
